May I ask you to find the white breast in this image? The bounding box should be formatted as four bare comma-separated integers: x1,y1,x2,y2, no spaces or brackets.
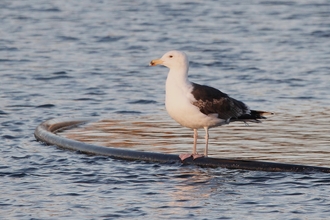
165,75,225,129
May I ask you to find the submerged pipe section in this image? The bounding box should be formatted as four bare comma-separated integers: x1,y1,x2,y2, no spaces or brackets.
34,118,330,173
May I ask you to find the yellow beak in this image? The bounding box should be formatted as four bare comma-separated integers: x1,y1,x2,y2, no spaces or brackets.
149,59,163,66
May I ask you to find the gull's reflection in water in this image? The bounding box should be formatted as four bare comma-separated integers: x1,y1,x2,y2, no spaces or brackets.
151,167,246,216
155,168,213,215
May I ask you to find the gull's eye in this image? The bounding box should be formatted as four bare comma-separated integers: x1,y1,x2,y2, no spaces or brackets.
169,55,173,58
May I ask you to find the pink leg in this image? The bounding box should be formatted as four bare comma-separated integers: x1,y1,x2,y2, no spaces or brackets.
179,129,198,161
204,127,209,157
193,128,197,154
191,129,204,159
192,127,208,159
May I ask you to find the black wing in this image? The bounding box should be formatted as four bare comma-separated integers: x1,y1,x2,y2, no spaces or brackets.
191,83,249,120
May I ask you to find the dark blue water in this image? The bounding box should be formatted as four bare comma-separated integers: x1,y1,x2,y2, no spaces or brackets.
1,0,330,219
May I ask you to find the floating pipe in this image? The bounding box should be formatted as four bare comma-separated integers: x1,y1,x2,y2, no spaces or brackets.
34,118,330,173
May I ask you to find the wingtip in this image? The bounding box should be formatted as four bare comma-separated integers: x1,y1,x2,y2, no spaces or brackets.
260,111,275,117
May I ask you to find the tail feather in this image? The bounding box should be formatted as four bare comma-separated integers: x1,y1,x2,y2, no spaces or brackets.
230,110,274,123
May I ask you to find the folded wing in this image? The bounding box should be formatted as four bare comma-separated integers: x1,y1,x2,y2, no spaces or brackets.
191,83,269,123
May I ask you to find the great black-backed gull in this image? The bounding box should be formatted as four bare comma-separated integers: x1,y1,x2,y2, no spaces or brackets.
150,50,273,161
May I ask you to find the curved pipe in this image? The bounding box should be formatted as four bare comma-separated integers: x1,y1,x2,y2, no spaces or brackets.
34,118,330,173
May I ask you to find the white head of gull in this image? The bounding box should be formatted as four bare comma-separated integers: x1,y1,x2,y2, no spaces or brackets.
150,50,273,161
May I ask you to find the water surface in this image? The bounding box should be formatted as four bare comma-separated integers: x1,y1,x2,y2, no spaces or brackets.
1,0,330,219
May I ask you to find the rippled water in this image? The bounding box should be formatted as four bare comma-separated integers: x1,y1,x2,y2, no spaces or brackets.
1,0,330,219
